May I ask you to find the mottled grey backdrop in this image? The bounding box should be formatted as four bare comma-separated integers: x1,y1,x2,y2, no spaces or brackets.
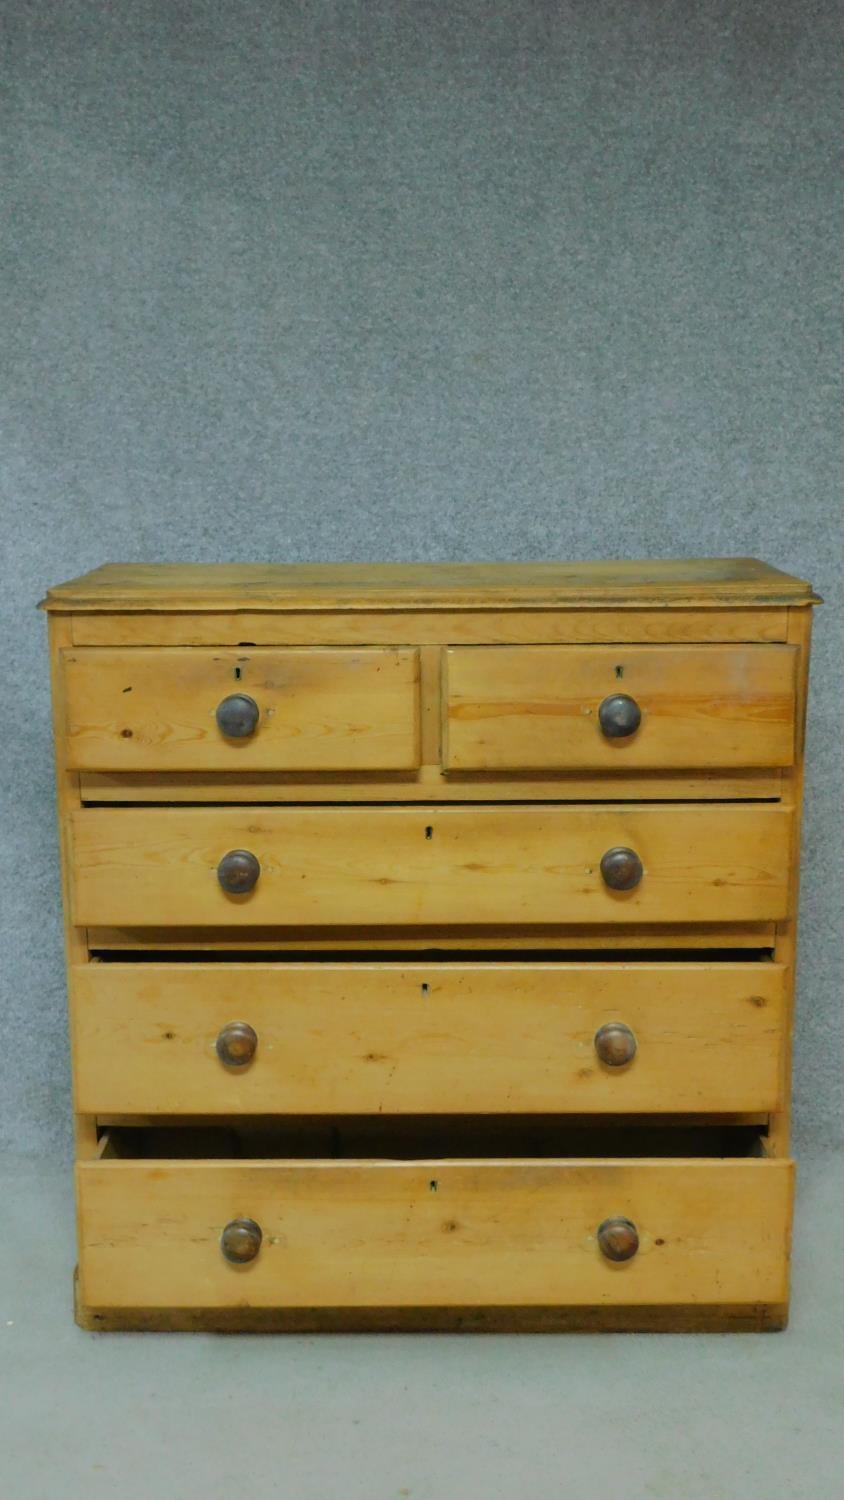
1,1,840,1156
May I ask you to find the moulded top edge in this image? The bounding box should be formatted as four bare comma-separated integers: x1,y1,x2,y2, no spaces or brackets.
39,559,821,612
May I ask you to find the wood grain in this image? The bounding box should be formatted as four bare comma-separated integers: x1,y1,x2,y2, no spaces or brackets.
47,617,99,1163
69,803,793,928
74,1290,789,1332
62,647,420,772
82,922,778,951
769,607,814,1156
443,644,796,771
41,558,819,613
70,960,786,1116
42,558,819,1332
68,608,791,647
76,1155,794,1310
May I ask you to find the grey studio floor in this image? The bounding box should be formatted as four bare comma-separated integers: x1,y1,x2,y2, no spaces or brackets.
1,1152,842,1500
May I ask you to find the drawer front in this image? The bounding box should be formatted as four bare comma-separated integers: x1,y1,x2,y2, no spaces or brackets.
71,962,785,1115
77,1156,793,1309
61,647,421,771
69,804,792,928
443,644,797,771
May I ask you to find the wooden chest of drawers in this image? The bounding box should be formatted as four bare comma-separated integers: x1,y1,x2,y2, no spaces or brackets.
41,560,819,1332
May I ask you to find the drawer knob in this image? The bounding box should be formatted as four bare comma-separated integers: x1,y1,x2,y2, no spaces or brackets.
600,846,643,891
217,848,261,894
598,693,642,739
594,1021,637,1067
597,1216,640,1262
216,1021,258,1068
220,1218,263,1264
216,692,260,738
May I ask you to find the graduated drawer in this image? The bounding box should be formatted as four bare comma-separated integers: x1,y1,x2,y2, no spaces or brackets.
443,644,797,771
60,646,420,771
69,803,792,927
77,1145,793,1313
71,961,786,1115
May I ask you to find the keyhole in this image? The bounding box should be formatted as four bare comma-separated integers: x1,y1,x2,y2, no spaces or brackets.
614,665,624,679
425,826,433,840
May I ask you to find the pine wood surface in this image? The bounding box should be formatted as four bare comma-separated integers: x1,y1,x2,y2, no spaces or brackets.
74,1292,789,1333
39,559,817,1331
81,922,778,951
76,1153,794,1310
70,960,785,1116
62,646,420,772
68,607,792,647
69,803,793,928
768,606,814,1157
40,558,818,613
443,644,796,770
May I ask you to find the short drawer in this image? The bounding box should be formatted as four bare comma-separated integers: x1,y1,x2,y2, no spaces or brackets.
69,804,792,928
71,961,786,1115
77,1133,793,1313
443,644,797,771
61,647,421,771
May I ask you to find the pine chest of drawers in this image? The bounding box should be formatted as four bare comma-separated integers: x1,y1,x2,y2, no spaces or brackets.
41,559,819,1332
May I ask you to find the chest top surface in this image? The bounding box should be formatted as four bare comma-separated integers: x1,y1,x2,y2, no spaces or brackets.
40,558,818,613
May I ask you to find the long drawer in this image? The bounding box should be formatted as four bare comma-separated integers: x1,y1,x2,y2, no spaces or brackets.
69,804,792,927
61,646,421,771
443,644,797,771
77,1146,793,1312
71,961,786,1115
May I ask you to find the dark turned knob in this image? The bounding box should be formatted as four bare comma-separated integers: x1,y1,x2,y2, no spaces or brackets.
220,1218,263,1264
598,693,642,739
216,1021,258,1068
217,849,261,894
216,692,260,738
594,1022,637,1067
600,846,643,891
597,1216,640,1262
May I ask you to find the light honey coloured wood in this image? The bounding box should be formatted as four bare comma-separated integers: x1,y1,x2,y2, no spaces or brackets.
61,646,420,772
769,605,814,1158
69,803,792,928
81,921,779,952
42,558,818,1333
67,607,793,648
76,1153,794,1311
40,558,818,612
443,644,797,771
47,616,98,1163
70,961,786,1116
76,767,785,805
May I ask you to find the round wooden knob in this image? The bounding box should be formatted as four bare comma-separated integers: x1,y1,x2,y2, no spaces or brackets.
220,1218,263,1264
600,846,643,891
216,1021,258,1068
216,692,259,738
598,693,642,739
594,1022,637,1067
597,1216,639,1262
217,849,261,894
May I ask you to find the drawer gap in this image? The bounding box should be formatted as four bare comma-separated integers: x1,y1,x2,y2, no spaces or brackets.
99,1121,769,1162
80,795,785,807
88,946,779,964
